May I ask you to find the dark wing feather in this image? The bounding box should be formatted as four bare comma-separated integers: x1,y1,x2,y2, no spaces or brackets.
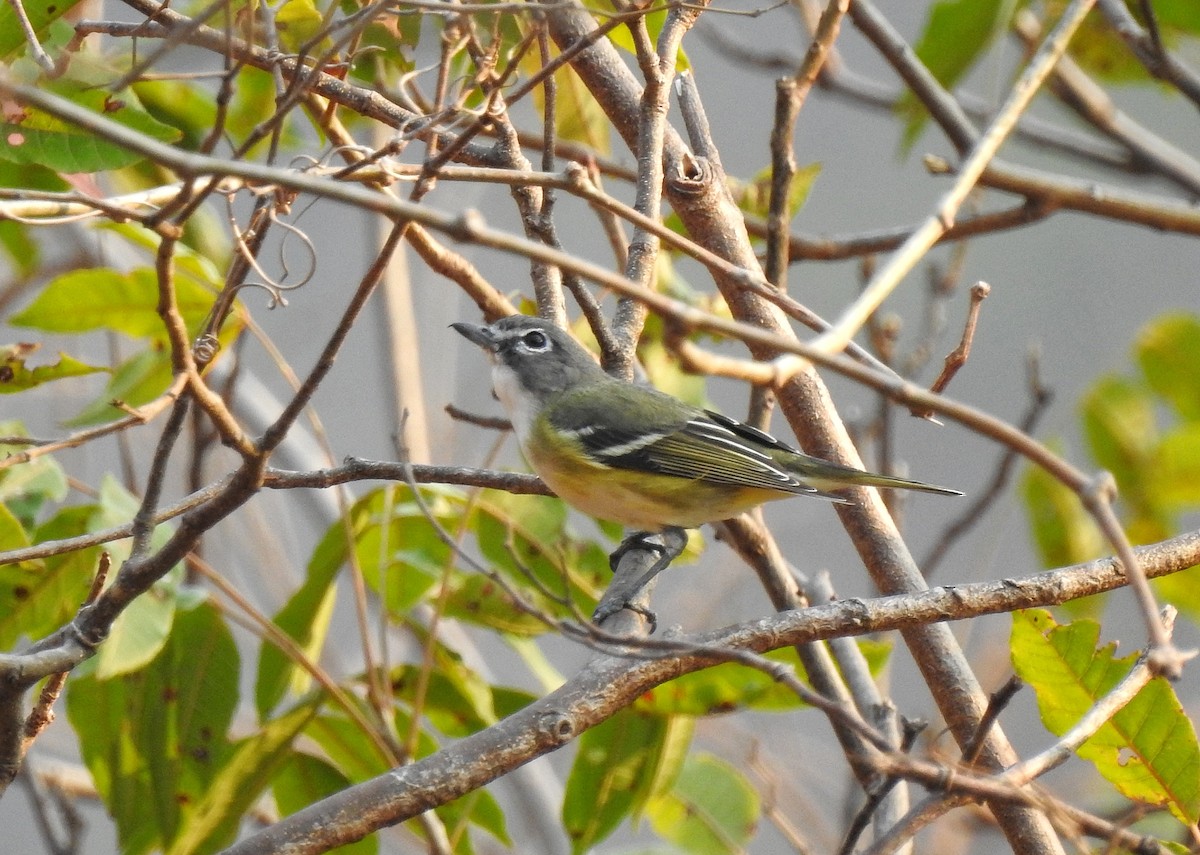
584,412,826,496
546,384,847,498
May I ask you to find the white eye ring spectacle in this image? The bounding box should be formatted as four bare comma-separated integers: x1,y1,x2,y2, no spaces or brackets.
521,330,550,351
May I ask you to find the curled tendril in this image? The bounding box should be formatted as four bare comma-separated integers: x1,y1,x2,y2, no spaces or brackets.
232,281,291,309
225,196,318,309
193,333,222,364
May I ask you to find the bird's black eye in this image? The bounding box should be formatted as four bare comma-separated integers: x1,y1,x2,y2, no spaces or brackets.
521,330,550,351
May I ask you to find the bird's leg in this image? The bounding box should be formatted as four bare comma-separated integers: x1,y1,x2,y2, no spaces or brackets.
593,527,689,627
607,530,664,573
625,526,689,591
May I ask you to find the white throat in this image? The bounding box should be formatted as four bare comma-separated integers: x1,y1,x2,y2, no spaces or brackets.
491,362,539,446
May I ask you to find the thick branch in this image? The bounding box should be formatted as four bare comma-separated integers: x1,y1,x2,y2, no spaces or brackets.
541,2,1066,850
222,528,1200,853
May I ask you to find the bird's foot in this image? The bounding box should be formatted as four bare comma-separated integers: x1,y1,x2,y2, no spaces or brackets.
592,599,657,632
594,528,689,631
608,530,665,573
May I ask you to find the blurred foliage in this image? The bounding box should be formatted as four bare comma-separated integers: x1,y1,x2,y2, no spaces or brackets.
1021,313,1200,616
1017,314,1200,837
902,1,1200,146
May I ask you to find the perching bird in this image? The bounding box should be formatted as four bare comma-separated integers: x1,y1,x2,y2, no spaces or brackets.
453,315,959,621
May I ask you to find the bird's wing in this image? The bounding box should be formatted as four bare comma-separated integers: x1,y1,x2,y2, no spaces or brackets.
551,392,831,495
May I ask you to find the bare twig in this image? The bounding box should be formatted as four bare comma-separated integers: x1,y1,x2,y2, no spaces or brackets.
1013,9,1200,196
608,4,701,377
0,375,188,470
443,404,513,431
1096,0,1200,109
5,0,55,72
912,280,990,417
818,0,1096,358
765,0,848,290
962,676,1023,766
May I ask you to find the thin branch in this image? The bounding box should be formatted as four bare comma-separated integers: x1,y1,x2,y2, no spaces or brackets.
1013,8,1200,196
817,0,1096,358
912,280,990,417
765,0,848,290
962,676,1023,766
1096,0,1200,109
5,0,55,72
0,375,188,471
754,199,1058,261
0,462,546,568
608,4,701,376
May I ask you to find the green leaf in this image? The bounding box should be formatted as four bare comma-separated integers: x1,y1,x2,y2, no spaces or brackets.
67,346,173,427
1150,0,1200,32
0,344,106,394
132,81,220,151
388,659,496,739
276,0,334,54
90,475,181,678
273,755,378,855
543,63,610,156
352,486,448,616
0,422,69,523
1011,610,1200,825
0,161,67,275
102,221,226,294
1136,313,1200,422
301,701,451,837
562,709,687,853
1021,458,1104,569
0,82,181,172
639,649,804,715
11,267,215,340
1068,10,1153,82
68,600,239,855
255,508,345,717
0,218,38,277
470,489,606,612
0,505,98,649
901,0,1007,148
440,572,551,636
0,0,87,59
646,753,761,854
167,705,317,855
733,162,820,222
603,7,690,72
1081,375,1157,493
1149,424,1200,508
636,643,891,715
0,501,36,638
435,785,511,852
226,67,302,157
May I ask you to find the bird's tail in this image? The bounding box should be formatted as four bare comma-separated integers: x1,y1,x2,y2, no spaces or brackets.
844,470,962,496
794,458,962,497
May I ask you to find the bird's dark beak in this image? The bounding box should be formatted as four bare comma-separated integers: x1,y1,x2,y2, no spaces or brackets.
451,321,496,351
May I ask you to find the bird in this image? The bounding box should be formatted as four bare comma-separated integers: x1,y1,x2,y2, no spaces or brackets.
453,314,959,622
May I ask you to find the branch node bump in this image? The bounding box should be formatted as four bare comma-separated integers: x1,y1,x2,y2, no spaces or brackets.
537,710,576,744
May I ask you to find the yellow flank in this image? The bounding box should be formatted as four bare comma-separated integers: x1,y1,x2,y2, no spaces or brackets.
524,413,788,530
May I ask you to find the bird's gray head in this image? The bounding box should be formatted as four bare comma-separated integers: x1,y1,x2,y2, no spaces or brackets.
451,316,606,402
